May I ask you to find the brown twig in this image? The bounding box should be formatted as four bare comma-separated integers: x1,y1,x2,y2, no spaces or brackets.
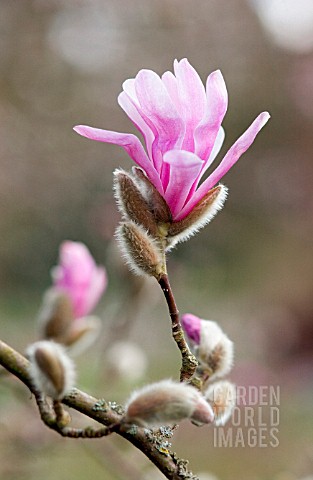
157,274,198,382
0,339,199,480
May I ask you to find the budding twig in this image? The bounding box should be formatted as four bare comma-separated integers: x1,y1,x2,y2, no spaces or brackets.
0,339,199,480
157,274,198,382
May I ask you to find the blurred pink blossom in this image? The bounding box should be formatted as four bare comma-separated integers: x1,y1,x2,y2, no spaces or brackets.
74,59,269,221
52,241,107,318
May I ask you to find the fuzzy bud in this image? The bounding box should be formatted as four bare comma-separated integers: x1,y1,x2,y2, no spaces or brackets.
181,314,234,380
113,168,159,236
116,221,165,278
38,288,73,342
26,341,76,399
166,185,228,250
124,379,214,427
132,167,172,224
205,381,236,426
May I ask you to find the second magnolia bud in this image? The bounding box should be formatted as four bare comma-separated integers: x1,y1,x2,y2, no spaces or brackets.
116,221,166,278
125,379,214,427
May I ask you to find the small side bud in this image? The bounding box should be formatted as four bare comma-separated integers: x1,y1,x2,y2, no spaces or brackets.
113,169,159,236
124,379,214,427
116,221,165,278
132,167,172,224
26,341,76,399
182,314,234,380
205,381,236,426
38,288,73,342
167,185,228,250
181,313,201,344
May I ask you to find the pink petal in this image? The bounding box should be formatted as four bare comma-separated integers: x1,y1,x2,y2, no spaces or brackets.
178,112,270,220
80,266,107,317
118,91,155,160
120,79,152,144
163,150,204,219
195,70,228,162
56,242,94,286
73,125,164,195
53,241,107,318
206,126,225,169
134,69,185,184
122,78,138,102
135,69,184,151
161,70,181,114
173,59,207,151
185,126,225,204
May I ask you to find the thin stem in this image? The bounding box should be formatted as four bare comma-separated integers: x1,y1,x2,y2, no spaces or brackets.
35,392,117,438
158,274,198,382
53,399,66,425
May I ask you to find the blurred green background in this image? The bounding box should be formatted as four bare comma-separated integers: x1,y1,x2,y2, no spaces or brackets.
0,1,313,479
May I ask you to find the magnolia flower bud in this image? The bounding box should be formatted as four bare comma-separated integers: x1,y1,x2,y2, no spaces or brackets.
166,185,228,250
116,221,165,278
26,341,76,399
125,379,214,427
205,381,236,426
181,314,234,380
113,168,159,236
38,288,73,342
132,167,172,224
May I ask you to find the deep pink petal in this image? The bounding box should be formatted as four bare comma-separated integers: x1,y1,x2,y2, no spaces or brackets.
181,313,201,344
195,70,228,162
73,125,164,194
163,150,204,219
174,59,207,151
177,112,270,220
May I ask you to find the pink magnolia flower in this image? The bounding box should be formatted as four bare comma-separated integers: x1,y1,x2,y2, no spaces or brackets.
74,59,270,221
52,241,107,319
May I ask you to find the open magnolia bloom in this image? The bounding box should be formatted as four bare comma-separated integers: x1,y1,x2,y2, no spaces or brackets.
74,59,270,242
